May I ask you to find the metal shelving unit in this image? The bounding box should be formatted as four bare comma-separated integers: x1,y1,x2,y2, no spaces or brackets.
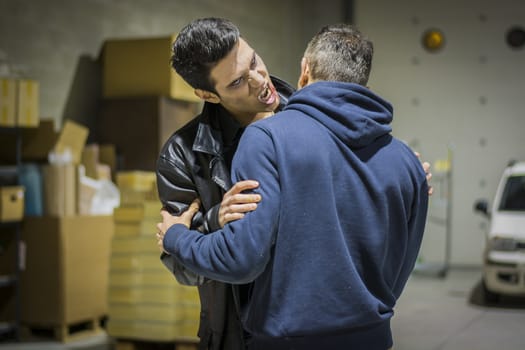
0,126,22,342
414,146,453,278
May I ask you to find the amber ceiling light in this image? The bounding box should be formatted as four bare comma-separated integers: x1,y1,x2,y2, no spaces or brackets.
422,28,445,53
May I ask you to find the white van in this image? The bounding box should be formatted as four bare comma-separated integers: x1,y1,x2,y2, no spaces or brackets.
474,160,525,302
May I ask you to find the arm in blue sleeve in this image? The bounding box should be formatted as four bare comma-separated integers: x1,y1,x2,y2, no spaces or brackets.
163,125,280,284
393,174,429,298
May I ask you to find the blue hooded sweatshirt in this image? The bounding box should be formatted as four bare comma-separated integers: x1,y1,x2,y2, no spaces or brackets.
164,82,429,349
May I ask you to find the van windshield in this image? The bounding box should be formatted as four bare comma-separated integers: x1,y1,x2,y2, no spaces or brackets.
499,175,525,211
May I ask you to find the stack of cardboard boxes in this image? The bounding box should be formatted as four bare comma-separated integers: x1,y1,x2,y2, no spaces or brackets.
19,120,116,342
97,35,201,171
0,75,39,287
1,76,115,341
1,32,204,344
106,171,199,342
98,33,203,345
0,73,36,340
0,78,39,128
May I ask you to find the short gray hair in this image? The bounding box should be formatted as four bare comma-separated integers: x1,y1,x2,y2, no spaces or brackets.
304,24,373,86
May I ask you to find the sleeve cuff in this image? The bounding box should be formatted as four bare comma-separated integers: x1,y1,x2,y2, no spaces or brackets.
163,223,188,255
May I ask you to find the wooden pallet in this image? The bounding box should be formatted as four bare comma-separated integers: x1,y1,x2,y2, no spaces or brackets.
115,339,198,350
21,316,105,343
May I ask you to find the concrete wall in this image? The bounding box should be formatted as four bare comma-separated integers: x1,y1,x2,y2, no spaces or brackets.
355,0,525,266
5,0,518,268
0,0,344,131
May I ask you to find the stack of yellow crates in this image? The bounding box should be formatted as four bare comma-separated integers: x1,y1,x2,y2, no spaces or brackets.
106,171,200,342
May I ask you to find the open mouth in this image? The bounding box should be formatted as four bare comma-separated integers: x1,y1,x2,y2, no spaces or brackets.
258,83,277,105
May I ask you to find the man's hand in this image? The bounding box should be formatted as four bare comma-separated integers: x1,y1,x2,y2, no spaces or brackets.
422,161,433,195
156,199,200,253
415,152,434,196
218,180,261,227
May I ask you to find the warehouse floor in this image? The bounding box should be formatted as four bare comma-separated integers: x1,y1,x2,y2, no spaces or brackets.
1,267,525,350
392,267,525,350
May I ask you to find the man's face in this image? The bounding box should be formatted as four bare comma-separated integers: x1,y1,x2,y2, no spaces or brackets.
208,38,280,126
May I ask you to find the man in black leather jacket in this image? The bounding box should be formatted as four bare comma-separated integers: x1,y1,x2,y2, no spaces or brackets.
156,17,295,350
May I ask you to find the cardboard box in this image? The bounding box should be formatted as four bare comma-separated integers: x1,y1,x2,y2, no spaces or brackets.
20,215,114,325
114,219,158,237
20,119,58,160
0,78,39,127
17,79,39,127
0,78,16,126
81,144,100,179
97,96,198,170
102,36,199,102
0,186,24,222
81,144,113,181
116,171,156,192
53,120,89,165
113,200,161,223
42,164,77,216
98,144,117,181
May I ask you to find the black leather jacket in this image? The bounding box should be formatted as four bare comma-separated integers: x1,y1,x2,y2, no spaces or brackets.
156,76,295,350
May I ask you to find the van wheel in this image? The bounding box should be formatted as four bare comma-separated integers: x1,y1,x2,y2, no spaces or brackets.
481,279,500,304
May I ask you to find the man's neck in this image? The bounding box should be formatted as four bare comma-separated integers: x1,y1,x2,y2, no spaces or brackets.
253,111,275,122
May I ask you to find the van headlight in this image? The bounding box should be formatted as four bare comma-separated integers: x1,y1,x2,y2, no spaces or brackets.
488,237,518,251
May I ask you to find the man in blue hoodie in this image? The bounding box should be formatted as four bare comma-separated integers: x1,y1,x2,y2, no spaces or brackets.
158,24,429,350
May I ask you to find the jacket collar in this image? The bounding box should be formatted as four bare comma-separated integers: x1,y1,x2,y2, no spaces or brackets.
192,102,236,156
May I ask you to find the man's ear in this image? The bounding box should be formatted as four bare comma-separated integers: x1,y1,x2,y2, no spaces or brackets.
297,57,310,89
194,89,220,104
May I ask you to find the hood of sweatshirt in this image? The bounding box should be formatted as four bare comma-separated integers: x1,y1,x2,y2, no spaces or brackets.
284,81,393,148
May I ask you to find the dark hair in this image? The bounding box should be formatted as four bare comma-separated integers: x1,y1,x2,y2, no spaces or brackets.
304,24,373,85
171,17,240,92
